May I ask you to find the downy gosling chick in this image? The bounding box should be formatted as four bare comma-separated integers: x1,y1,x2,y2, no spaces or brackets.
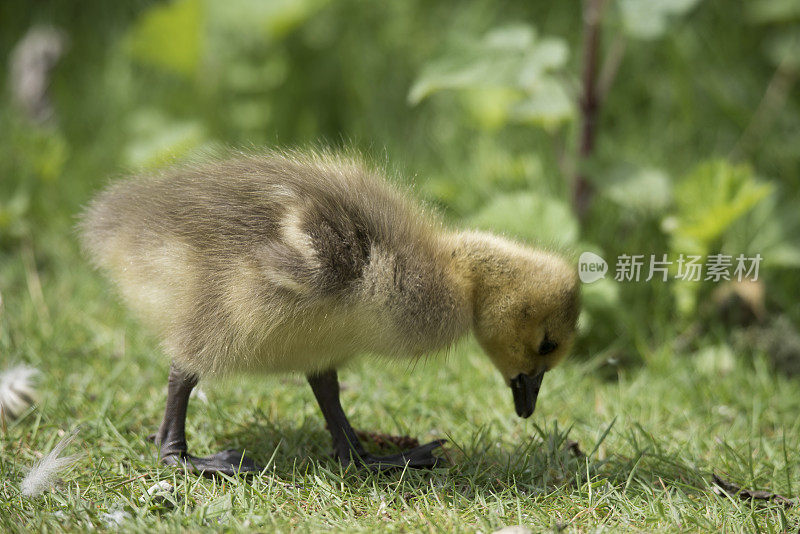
79,150,579,475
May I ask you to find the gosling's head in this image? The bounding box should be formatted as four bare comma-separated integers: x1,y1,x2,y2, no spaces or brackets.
462,233,580,418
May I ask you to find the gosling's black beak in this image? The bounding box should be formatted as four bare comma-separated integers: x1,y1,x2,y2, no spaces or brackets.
510,370,546,418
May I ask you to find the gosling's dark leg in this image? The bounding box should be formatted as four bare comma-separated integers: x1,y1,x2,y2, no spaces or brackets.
155,363,261,476
307,369,446,470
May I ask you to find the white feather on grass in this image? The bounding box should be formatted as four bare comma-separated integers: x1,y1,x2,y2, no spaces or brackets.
21,428,81,497
0,364,39,422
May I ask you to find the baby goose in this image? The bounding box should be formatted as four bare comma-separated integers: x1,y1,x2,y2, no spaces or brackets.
79,150,579,475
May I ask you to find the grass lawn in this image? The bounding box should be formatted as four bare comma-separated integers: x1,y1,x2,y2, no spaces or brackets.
1,230,798,532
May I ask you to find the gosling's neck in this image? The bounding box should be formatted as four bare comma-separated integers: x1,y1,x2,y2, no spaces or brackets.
448,229,522,292
442,231,503,326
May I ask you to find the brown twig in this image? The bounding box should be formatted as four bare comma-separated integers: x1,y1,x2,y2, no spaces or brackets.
354,429,420,451
712,473,795,507
573,0,608,222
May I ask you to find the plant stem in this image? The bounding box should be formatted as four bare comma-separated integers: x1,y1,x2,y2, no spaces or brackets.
573,0,607,222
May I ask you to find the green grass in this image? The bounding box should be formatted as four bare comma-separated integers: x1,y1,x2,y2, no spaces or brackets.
1,233,798,533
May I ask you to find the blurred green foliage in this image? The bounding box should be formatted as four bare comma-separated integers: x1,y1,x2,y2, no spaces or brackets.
408,24,573,128
1,0,798,367
666,160,772,256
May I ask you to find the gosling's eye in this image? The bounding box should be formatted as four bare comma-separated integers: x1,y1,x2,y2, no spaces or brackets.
538,338,558,356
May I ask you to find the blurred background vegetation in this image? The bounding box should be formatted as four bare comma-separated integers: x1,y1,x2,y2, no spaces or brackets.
1,0,799,376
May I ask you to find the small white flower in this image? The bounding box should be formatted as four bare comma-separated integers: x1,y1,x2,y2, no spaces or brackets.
21,429,81,497
0,364,39,422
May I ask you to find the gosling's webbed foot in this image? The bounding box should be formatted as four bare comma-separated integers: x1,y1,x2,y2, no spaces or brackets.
155,365,262,477
161,449,262,476
308,370,448,473
352,439,448,471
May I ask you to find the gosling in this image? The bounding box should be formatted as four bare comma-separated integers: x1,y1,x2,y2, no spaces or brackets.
79,150,579,475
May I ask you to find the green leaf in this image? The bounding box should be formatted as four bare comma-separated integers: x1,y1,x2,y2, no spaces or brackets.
618,0,702,40
482,24,536,50
518,38,569,89
603,165,672,215
127,0,204,77
510,78,574,127
408,47,522,105
408,23,570,112
408,24,574,129
667,159,772,254
470,192,579,245
459,88,521,130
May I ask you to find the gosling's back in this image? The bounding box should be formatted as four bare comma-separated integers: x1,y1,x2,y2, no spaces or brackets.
80,151,470,376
